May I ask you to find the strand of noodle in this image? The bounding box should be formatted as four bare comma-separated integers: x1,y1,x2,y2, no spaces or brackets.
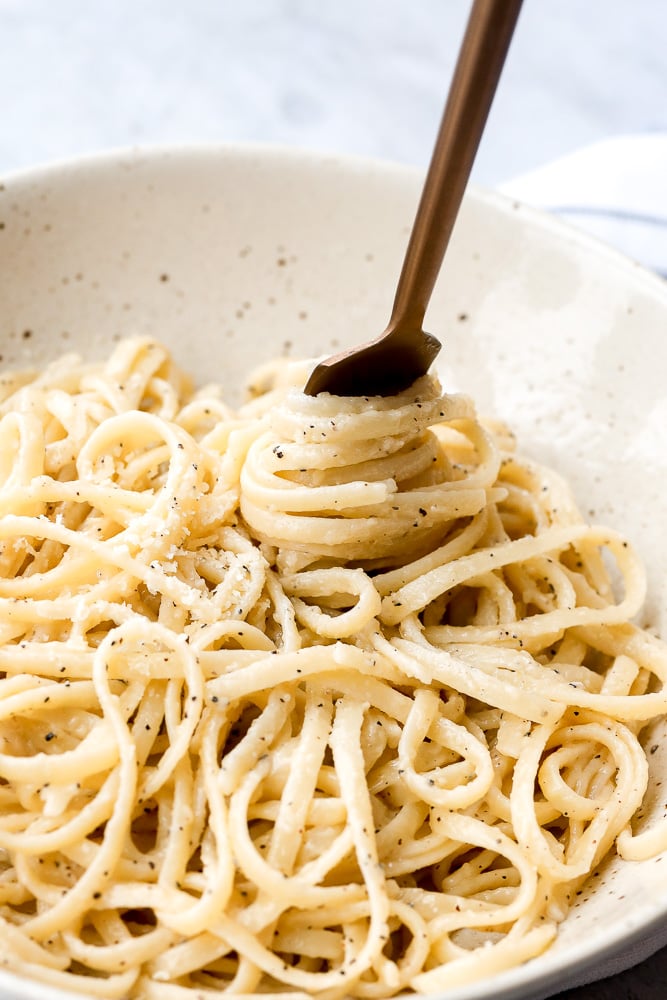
103,625,204,802
444,641,667,722
289,437,441,487
0,644,264,682
242,433,394,510
146,931,237,982
263,570,301,652
398,618,667,721
228,759,358,911
0,677,100,719
381,836,460,881
326,696,392,986
397,687,494,809
0,412,46,516
430,417,502,489
306,670,424,731
618,816,667,861
265,382,472,441
374,803,431,860
0,476,152,522
217,688,294,796
265,688,333,876
272,925,342,961
207,882,372,991
539,746,613,821
376,633,564,725
274,899,374,933
86,880,188,914
242,431,469,498
0,722,118,784
412,922,556,991
0,595,133,626
20,626,138,939
372,510,489,596
601,654,640,695
189,621,274,653
156,712,235,937
62,925,175,975
381,524,645,626
511,717,648,882
6,850,75,909
471,570,520,625
209,643,405,703
0,354,86,408
424,813,540,934
575,622,667,686
282,568,381,638
0,771,120,854
89,338,177,410
155,757,196,894
240,489,491,552
348,898,431,999
0,956,138,998
192,547,268,624
0,915,69,971
248,795,346,827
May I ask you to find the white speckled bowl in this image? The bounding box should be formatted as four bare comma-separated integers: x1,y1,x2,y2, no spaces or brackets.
1,146,666,1000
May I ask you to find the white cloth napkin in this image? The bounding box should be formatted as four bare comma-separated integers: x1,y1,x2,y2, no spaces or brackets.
500,133,667,278
499,133,667,996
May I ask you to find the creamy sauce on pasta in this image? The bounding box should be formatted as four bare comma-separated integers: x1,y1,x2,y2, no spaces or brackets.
0,337,665,997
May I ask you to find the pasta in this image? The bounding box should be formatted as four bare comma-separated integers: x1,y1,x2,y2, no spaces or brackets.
0,336,665,998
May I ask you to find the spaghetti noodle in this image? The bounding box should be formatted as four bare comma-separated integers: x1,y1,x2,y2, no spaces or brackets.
0,337,664,997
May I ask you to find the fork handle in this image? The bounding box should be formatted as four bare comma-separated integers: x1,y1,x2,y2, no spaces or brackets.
387,0,523,340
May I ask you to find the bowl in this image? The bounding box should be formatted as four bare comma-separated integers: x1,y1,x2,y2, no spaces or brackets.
0,145,666,1000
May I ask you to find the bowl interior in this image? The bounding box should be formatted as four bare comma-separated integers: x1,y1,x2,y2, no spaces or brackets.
1,145,666,1000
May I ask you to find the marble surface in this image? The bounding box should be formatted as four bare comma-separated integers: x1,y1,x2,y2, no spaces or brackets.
0,2,666,998
0,0,666,185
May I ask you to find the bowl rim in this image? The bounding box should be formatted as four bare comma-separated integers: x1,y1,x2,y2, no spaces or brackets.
0,141,666,1000
1,138,666,296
